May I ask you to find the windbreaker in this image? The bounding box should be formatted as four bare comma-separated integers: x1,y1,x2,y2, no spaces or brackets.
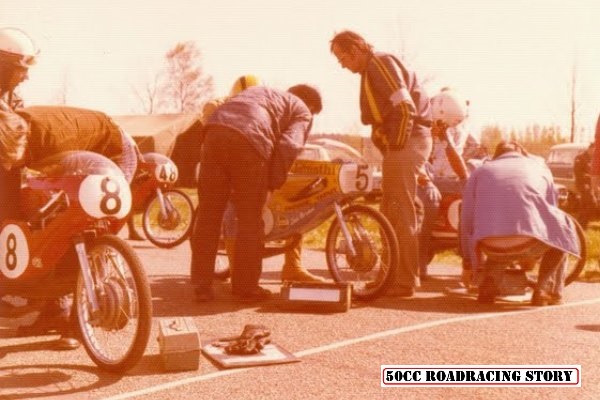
359,52,431,152
205,86,312,189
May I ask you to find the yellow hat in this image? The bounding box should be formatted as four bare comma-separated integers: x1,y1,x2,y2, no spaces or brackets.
230,75,261,97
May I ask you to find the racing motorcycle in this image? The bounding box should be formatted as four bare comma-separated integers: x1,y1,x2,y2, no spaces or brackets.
128,152,194,248
0,151,153,373
213,159,400,301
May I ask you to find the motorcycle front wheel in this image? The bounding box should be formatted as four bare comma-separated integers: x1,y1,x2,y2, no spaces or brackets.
325,204,399,301
75,235,152,373
143,189,194,248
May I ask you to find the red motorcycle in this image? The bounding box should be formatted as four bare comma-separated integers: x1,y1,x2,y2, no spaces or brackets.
128,152,194,248
0,151,153,373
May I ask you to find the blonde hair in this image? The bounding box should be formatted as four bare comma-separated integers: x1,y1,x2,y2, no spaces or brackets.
0,110,29,165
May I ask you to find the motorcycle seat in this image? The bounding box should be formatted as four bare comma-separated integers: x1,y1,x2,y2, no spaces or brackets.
478,236,540,255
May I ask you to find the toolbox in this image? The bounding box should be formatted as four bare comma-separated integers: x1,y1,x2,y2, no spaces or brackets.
157,317,201,372
280,281,352,313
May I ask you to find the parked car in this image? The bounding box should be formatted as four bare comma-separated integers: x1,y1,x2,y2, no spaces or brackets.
546,143,588,194
545,143,589,214
298,142,332,162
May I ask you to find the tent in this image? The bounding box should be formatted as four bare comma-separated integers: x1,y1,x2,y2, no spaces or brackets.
112,114,203,187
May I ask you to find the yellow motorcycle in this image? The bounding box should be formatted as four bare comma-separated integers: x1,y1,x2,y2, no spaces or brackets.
214,159,399,301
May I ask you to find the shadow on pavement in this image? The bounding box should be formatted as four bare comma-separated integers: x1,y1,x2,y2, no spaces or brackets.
364,274,535,314
149,272,533,317
0,338,60,358
575,324,600,332
150,274,292,317
0,363,121,399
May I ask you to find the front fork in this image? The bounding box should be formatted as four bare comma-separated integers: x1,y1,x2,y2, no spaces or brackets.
333,202,357,257
73,235,101,320
156,188,168,220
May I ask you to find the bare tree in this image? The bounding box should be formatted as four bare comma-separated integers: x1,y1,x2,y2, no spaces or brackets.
132,71,164,115
160,41,215,113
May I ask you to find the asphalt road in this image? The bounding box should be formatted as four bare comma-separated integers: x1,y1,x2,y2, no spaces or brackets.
1,238,600,400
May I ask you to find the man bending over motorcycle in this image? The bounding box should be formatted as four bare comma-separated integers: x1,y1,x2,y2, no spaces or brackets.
0,106,138,349
460,141,580,305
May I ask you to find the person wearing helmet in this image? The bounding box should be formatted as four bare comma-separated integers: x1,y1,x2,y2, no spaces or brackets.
330,30,432,298
0,27,38,217
429,87,479,194
0,105,139,349
190,84,322,303
0,27,37,112
0,28,85,349
200,74,262,124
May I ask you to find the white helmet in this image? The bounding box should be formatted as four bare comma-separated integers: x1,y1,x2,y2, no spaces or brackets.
430,89,468,128
0,27,38,67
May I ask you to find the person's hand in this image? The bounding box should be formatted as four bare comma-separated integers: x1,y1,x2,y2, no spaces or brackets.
417,170,430,187
431,120,449,140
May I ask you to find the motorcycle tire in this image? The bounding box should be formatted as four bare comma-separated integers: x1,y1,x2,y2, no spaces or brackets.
143,189,194,248
564,215,587,285
325,204,399,301
74,234,152,373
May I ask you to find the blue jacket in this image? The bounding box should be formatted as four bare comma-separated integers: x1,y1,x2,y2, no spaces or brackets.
206,86,312,189
460,151,580,267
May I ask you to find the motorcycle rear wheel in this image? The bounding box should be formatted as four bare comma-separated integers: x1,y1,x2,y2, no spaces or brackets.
143,189,194,248
75,235,152,373
325,204,399,301
555,215,586,286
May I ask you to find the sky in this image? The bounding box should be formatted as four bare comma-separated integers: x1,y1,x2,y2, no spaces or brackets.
3,0,600,140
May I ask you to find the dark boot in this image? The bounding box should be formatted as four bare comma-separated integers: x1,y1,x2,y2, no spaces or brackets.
17,296,80,350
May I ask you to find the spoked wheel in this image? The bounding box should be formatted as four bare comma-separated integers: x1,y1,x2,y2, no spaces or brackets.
143,189,194,248
128,211,146,241
75,235,152,373
565,215,587,285
538,215,586,286
325,204,399,301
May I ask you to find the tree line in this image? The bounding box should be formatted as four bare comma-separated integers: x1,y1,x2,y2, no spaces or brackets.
480,124,587,159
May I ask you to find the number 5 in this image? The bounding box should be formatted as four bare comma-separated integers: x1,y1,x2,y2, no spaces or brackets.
355,165,369,191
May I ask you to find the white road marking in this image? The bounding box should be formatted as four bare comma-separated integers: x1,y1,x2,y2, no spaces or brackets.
104,298,600,400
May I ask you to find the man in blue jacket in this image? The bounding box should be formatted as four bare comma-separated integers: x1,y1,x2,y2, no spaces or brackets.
191,84,322,302
460,141,580,305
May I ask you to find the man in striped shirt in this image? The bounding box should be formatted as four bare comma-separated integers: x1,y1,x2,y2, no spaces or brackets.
330,30,433,297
